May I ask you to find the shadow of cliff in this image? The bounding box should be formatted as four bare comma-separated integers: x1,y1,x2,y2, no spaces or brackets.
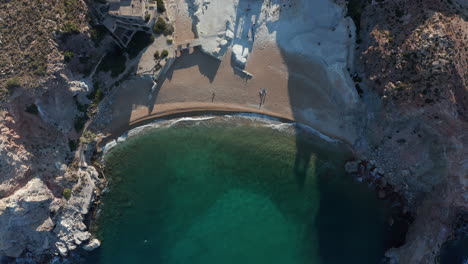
268,0,412,262
166,47,221,84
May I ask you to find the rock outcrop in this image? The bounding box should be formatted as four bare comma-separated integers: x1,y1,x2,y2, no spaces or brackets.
0,112,32,197
54,166,100,257
351,0,468,262
0,178,57,257
187,0,359,115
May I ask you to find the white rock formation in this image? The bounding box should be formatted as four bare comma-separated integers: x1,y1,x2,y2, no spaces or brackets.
187,0,238,58
36,79,90,134
232,44,250,66
188,0,358,106
0,178,57,258
83,238,101,251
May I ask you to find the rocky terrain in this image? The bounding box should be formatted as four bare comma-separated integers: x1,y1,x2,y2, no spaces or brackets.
347,0,467,262
0,0,109,260
0,0,466,262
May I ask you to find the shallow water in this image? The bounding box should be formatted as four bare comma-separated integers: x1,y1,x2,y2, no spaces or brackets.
86,117,399,264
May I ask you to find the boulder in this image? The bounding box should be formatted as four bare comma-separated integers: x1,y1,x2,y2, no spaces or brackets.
83,239,101,251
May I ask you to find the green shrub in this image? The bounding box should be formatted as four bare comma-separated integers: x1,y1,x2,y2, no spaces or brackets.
145,13,151,22
153,17,167,34
154,50,160,59
166,38,173,45
62,22,80,34
74,115,87,132
63,188,72,200
95,89,104,102
6,77,20,90
33,65,47,76
25,104,39,115
161,49,169,58
91,89,104,108
64,50,74,62
88,81,101,100
156,0,166,13
90,25,108,46
80,129,97,144
163,24,174,36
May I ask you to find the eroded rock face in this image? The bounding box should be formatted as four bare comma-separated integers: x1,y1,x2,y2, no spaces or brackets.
53,166,99,257
354,0,468,262
0,112,33,197
0,178,56,258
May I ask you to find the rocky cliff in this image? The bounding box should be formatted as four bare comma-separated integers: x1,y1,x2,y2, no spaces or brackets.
0,0,106,260
349,0,467,262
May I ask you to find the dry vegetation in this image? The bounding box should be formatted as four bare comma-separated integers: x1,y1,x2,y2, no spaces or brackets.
0,0,89,99
358,0,467,120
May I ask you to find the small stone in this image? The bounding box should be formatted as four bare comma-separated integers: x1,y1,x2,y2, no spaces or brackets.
74,231,91,245
83,239,101,251
56,242,68,257
345,161,359,174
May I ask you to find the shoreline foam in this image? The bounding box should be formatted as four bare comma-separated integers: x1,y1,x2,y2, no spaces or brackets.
102,113,341,156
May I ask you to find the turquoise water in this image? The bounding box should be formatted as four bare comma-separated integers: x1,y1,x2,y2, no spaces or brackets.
86,117,398,264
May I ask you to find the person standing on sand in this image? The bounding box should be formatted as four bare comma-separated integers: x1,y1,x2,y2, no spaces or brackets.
259,88,267,108
259,89,263,107
212,92,216,102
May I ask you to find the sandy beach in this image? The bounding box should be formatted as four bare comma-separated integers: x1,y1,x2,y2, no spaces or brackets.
104,45,358,144
102,0,359,144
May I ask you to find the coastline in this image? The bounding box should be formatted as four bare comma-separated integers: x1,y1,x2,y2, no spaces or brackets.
97,106,350,153
97,44,361,149
100,112,344,156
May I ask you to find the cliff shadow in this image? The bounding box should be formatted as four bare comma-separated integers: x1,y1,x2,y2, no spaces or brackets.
269,0,397,262
165,47,221,84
